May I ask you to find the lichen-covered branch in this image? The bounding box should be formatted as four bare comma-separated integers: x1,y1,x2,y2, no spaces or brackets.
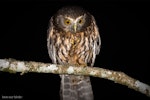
0,58,150,97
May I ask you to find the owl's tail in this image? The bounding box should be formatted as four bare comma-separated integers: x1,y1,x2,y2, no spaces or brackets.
60,75,94,100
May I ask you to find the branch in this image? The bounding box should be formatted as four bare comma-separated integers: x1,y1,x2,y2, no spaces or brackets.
0,58,150,97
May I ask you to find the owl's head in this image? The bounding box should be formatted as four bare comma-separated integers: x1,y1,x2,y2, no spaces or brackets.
53,6,92,33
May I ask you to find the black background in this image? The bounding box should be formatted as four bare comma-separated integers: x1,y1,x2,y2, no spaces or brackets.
0,0,149,100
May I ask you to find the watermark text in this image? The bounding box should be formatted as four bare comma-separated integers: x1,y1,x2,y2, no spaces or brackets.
1,95,23,99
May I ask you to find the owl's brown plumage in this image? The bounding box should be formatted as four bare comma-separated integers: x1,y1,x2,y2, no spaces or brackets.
47,6,101,100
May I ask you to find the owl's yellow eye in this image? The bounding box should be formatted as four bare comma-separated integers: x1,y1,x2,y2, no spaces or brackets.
64,19,71,25
78,18,83,24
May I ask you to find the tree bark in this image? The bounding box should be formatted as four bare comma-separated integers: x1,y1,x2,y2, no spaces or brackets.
0,58,150,97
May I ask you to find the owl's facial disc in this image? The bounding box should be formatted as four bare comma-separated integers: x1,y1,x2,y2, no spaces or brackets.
56,14,86,33
73,16,84,33
64,16,85,33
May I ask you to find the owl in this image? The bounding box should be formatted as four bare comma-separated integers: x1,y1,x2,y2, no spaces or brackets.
47,6,101,100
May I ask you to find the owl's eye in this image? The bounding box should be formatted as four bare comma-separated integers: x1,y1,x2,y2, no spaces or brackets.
64,19,71,25
78,18,83,24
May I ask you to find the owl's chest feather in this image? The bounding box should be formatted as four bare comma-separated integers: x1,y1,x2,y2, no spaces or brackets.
56,32,92,65
64,32,84,56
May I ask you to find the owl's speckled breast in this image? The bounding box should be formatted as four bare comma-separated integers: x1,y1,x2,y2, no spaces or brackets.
56,31,92,66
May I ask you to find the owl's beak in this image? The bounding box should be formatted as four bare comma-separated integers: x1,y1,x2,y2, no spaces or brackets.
73,24,77,33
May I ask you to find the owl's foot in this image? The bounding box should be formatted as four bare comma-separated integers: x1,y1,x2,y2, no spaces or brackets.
74,63,87,67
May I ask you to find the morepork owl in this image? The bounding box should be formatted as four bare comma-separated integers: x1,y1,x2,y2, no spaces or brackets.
47,6,101,100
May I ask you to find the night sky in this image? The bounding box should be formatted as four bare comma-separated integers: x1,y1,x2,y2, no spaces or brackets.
0,1,149,100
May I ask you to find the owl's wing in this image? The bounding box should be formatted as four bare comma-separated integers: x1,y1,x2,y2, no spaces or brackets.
47,17,57,64
92,15,101,55
90,16,101,66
